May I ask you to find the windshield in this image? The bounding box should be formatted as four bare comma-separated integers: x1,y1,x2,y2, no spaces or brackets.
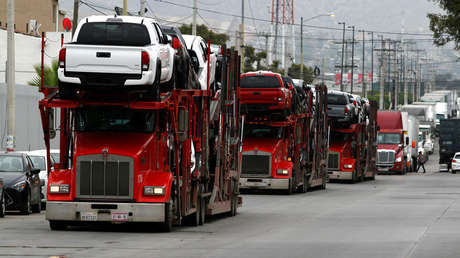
75,107,156,133
51,153,60,163
29,156,46,171
0,156,24,172
330,131,351,143
377,133,401,145
243,124,283,139
77,22,151,46
328,94,348,105
436,114,446,120
240,75,281,89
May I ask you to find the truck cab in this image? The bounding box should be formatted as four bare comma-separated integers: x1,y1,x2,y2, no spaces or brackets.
239,124,293,191
327,124,366,182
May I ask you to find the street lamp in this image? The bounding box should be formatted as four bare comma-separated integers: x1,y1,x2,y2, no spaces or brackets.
299,13,335,79
348,25,355,94
338,22,346,92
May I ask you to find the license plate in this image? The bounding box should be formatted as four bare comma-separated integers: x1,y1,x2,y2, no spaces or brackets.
112,212,129,222
378,168,389,171
81,212,97,221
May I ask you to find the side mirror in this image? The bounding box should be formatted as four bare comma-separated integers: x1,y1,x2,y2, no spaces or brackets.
172,37,181,50
49,108,56,139
191,56,199,73
31,168,41,175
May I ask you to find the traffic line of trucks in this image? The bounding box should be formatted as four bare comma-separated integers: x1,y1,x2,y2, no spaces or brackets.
30,15,381,230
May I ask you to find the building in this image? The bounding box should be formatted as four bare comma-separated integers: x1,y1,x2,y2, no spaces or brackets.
0,0,65,34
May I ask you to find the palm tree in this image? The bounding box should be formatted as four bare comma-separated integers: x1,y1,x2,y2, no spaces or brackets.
28,60,59,88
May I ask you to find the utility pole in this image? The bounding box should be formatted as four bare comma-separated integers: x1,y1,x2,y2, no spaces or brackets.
72,0,79,36
339,22,346,92
140,0,146,16
274,0,279,62
359,30,366,96
300,17,304,79
403,45,408,105
123,0,127,15
6,0,15,151
379,38,386,110
192,0,197,35
369,31,374,95
240,0,245,73
348,26,355,94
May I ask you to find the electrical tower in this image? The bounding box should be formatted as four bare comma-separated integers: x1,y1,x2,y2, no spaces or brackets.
269,0,294,71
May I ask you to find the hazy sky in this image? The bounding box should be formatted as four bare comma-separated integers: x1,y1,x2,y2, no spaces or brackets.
59,0,443,36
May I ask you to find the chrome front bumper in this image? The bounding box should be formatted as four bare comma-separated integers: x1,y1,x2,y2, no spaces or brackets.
239,178,289,190
328,171,353,180
46,201,165,222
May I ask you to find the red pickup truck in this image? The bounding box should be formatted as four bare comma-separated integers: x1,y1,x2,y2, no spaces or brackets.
239,71,293,119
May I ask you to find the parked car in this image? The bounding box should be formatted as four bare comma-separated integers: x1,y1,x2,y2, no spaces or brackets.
451,152,460,174
0,178,4,217
20,150,56,204
58,15,179,100
160,25,200,90
182,35,217,90
239,71,293,117
327,91,355,125
0,153,42,214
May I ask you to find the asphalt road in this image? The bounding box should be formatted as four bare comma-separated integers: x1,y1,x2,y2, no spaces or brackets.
1,150,460,258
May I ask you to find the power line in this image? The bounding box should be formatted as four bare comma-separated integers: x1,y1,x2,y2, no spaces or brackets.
149,0,435,36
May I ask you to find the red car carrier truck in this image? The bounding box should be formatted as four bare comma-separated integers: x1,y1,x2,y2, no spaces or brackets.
238,73,329,194
327,100,378,182
39,47,243,231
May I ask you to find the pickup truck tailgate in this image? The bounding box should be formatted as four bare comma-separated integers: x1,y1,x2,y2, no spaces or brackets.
65,45,141,74
240,88,282,103
328,104,347,118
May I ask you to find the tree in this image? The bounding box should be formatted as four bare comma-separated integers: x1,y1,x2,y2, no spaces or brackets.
428,1,460,49
28,60,59,88
178,24,229,45
243,45,267,72
287,64,314,84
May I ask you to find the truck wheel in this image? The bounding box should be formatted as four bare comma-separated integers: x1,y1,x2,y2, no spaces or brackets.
58,82,74,100
0,192,5,218
49,220,67,231
150,61,161,101
286,179,294,195
32,199,41,213
20,191,32,215
199,197,206,225
159,202,173,232
351,169,357,184
299,175,309,193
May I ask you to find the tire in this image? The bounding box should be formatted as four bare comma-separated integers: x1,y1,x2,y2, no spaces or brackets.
164,66,176,92
32,199,41,213
286,179,294,195
150,61,161,101
320,171,327,190
229,196,238,217
159,202,173,232
453,170,457,174
184,199,200,227
299,175,309,193
20,191,32,215
49,220,67,231
0,192,5,218
351,169,357,184
199,197,206,225
58,82,74,100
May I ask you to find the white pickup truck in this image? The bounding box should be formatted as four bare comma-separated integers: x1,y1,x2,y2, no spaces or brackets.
58,16,178,99
182,35,217,90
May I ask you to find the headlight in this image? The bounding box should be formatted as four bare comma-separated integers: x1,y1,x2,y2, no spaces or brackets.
344,164,353,169
13,181,26,191
143,186,165,196
395,157,402,162
49,184,70,194
276,169,289,175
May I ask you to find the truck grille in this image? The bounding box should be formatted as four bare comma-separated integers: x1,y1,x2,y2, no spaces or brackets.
242,151,271,177
327,151,340,170
76,154,134,200
377,151,395,164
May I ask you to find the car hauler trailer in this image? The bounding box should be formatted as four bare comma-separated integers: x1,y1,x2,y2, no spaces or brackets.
239,83,329,193
327,101,378,182
439,119,460,172
39,47,243,231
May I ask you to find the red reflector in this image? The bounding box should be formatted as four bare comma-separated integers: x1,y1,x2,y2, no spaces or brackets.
344,107,348,113
141,51,150,71
59,48,66,68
